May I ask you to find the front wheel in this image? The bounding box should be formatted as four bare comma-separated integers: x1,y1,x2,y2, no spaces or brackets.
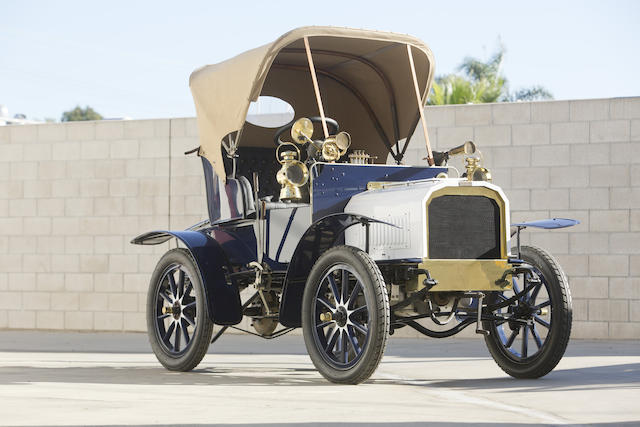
483,245,572,378
302,246,390,384
146,248,213,371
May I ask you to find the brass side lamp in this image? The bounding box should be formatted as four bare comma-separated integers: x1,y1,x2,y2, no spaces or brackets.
276,143,309,201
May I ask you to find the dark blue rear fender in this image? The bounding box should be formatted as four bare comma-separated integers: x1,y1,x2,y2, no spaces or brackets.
131,230,242,325
278,213,394,328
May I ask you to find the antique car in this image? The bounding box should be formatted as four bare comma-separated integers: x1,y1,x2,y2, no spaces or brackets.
132,26,576,384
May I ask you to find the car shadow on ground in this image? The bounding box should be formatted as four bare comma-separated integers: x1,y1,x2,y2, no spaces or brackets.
2,361,638,390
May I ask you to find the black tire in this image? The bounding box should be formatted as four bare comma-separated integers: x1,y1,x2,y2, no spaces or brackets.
302,246,390,384
147,248,214,371
483,245,572,378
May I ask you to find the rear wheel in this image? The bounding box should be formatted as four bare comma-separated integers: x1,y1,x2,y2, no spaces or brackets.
147,248,213,371
483,245,572,378
302,246,389,384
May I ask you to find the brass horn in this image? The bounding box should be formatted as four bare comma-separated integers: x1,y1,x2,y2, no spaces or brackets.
448,140,476,157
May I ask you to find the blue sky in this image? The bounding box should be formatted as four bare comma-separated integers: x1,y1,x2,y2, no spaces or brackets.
1,0,639,121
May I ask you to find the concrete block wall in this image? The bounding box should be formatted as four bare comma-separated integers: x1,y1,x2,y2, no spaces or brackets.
404,97,640,339
0,96,638,339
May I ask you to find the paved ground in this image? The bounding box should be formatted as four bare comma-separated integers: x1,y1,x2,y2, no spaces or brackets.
0,331,638,426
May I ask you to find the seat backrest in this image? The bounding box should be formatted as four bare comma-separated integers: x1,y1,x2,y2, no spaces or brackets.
201,156,253,223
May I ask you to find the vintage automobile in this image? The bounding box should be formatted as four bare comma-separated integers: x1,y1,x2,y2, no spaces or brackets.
132,26,576,384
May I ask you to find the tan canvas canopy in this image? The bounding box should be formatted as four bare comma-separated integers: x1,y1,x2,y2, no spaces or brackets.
189,26,435,180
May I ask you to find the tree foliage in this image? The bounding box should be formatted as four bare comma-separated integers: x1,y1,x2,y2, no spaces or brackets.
61,105,103,122
429,45,553,105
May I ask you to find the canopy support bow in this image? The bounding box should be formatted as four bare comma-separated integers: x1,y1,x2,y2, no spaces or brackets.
304,37,329,139
407,44,434,166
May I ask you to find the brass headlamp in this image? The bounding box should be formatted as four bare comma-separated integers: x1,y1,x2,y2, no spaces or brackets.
276,143,309,202
465,155,492,182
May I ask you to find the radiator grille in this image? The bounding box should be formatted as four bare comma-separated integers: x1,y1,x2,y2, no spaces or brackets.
428,195,501,259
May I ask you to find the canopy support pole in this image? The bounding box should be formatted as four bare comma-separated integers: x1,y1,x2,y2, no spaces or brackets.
407,44,434,166
304,37,329,139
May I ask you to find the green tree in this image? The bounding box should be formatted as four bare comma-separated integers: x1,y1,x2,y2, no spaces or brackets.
61,105,103,122
429,45,552,105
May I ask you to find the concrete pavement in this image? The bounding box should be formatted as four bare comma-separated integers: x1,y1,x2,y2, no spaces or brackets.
0,330,638,426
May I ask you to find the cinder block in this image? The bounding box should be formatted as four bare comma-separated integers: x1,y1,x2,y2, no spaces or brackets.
436,126,473,148
79,293,109,311
608,322,640,339
0,181,24,199
124,312,146,332
140,138,169,158
8,310,36,329
573,298,588,320
473,125,510,146
531,189,569,210
491,146,530,167
52,217,80,235
47,292,76,312
123,273,148,293
505,189,529,210
124,120,155,139
170,136,200,157
631,256,640,276
109,254,138,273
51,254,79,273
65,122,95,140
610,97,640,119
532,145,569,166
590,210,629,232
513,123,549,146
609,278,640,299
492,103,530,124
0,126,8,144
570,233,609,254
610,142,640,165
590,165,630,188
632,120,640,140
7,236,37,255
9,199,36,217
571,277,608,299
140,178,170,196
530,231,569,254
125,159,157,178
22,292,50,310
9,125,37,143
78,217,109,235
531,101,570,123
95,159,126,178
64,236,93,254
79,179,109,197
94,197,124,216
36,236,64,254
0,310,6,328
24,180,52,198
569,321,609,339
170,176,203,196
65,198,94,217
609,233,640,254
37,273,65,291
590,120,629,143
610,188,640,209
184,118,199,137
110,139,139,159
64,311,94,330
95,236,124,254
609,300,629,322
549,166,588,188
22,254,49,273
570,144,610,165
94,312,123,331
94,273,124,293
35,124,66,142
454,104,492,126
630,300,640,322
36,198,64,217
631,210,640,232
108,293,138,312
554,254,588,277
569,188,609,209
590,255,629,277
38,161,66,179
81,140,110,159
108,216,138,235
0,218,23,236
424,105,455,127
52,141,81,160
109,178,139,197
66,159,98,179
23,143,52,161
36,311,64,329
588,299,610,321
80,255,109,273
569,99,609,121
0,144,23,161
511,167,549,189
52,180,80,197
10,161,38,180
95,121,124,139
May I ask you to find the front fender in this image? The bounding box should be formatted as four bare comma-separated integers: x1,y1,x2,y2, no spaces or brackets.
278,213,395,327
131,230,242,325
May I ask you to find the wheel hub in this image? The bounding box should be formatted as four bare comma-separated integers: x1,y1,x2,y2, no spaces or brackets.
334,306,348,327
172,301,182,320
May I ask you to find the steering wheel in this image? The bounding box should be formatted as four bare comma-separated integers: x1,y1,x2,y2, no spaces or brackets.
273,116,339,146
